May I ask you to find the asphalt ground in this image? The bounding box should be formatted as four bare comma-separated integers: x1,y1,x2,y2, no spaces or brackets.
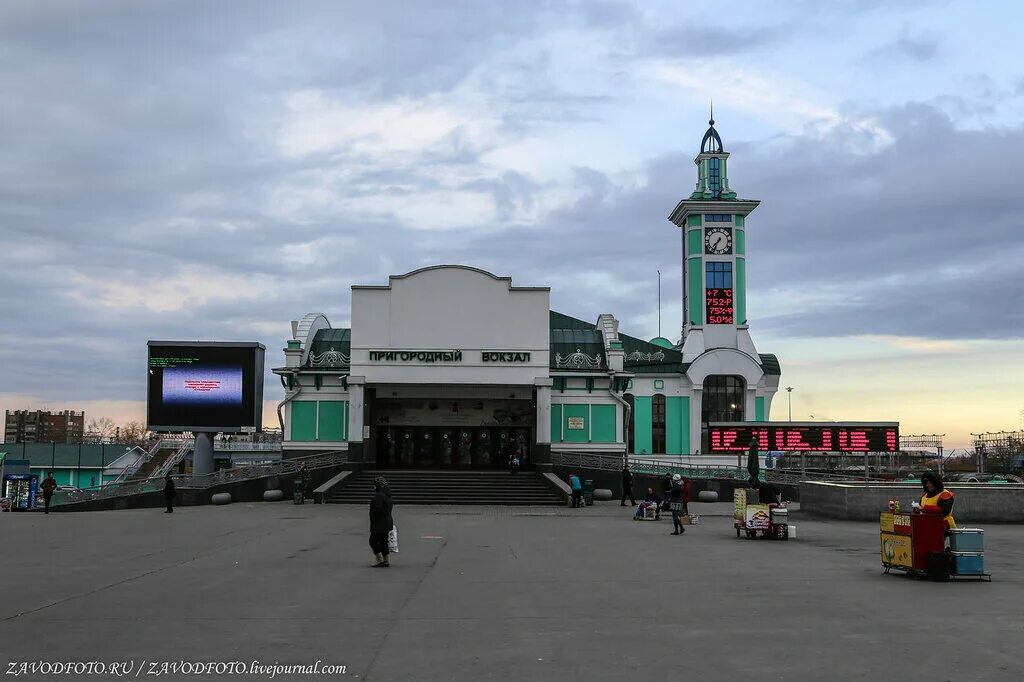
2,501,1021,681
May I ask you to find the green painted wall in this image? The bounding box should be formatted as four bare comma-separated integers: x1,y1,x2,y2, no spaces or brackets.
291,401,318,441
590,404,617,442
687,258,703,326
687,214,702,227
687,229,702,256
735,229,745,255
318,401,347,441
736,258,747,324
561,404,589,444
735,215,744,227
633,397,653,454
755,397,766,422
551,404,562,442
665,396,691,455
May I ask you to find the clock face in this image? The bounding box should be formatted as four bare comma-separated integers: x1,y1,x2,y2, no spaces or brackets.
705,227,732,255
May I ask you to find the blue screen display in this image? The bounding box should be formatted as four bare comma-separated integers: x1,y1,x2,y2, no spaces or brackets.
162,366,243,406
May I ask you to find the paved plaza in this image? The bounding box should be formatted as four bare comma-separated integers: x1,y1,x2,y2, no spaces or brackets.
2,501,1021,681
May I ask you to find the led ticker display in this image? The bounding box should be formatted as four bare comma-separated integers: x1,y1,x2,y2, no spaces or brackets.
708,422,900,453
706,288,734,324
147,341,265,433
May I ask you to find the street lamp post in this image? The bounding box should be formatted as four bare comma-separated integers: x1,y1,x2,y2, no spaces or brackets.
785,386,793,422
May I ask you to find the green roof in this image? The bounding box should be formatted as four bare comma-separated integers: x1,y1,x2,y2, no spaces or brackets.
306,328,351,368
619,332,687,374
549,312,605,371
759,353,781,376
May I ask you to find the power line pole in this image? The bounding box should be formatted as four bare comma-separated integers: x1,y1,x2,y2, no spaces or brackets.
657,269,662,338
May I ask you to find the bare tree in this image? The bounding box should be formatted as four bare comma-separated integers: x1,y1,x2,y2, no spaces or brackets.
86,417,117,442
119,421,150,447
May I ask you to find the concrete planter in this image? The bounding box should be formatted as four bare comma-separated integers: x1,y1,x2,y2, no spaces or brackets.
263,489,284,502
697,490,719,503
211,492,232,505
593,488,613,501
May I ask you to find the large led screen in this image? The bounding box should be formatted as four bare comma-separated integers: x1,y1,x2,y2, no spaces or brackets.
147,342,265,432
708,422,899,453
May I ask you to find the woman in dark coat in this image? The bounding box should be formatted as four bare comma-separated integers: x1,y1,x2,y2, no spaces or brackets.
368,476,394,567
163,473,175,513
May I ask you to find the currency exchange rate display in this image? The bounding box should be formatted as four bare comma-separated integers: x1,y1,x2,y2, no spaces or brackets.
709,422,899,453
147,341,265,433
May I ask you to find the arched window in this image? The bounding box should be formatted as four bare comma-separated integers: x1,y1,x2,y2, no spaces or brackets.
623,393,635,454
652,394,667,454
702,376,745,424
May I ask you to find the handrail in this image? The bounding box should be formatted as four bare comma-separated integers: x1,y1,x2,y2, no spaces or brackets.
107,440,164,485
151,440,193,480
552,451,895,484
50,450,348,507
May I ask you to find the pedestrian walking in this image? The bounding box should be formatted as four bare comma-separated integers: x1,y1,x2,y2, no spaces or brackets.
369,476,394,567
163,473,175,513
569,473,583,508
40,473,57,514
747,437,760,488
660,472,673,512
669,474,686,535
619,464,636,507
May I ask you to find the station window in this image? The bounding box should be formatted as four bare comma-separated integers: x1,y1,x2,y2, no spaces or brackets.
702,376,745,423
705,261,733,288
652,394,667,454
704,214,731,222
708,157,721,198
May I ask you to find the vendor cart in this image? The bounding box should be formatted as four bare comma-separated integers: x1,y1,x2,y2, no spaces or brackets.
880,511,991,581
734,489,789,540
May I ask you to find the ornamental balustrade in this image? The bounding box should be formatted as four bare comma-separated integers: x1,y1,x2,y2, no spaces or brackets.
553,349,603,370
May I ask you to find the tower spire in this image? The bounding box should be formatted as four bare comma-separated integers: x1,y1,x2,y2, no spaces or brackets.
710,98,714,126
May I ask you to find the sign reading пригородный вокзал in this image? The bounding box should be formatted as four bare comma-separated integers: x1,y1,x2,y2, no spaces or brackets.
367,350,532,363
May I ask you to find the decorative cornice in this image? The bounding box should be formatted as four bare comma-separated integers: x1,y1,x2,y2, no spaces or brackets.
309,347,350,367
624,350,665,363
554,349,603,370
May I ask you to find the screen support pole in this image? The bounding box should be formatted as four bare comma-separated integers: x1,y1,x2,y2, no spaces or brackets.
193,432,215,476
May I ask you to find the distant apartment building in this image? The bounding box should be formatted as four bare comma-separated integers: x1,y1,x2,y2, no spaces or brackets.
4,410,86,443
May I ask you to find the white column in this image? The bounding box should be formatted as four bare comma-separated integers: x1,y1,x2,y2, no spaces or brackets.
535,379,552,444
745,387,757,423
347,377,366,443
690,387,703,455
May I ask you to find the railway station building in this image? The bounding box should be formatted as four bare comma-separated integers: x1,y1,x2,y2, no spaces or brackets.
273,120,781,466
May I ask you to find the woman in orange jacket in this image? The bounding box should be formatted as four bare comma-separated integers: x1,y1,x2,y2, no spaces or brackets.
917,472,956,530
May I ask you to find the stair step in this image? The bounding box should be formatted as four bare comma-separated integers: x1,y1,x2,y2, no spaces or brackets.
326,471,563,506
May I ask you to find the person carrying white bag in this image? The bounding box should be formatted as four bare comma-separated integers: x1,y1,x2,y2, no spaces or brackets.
387,525,399,554
369,476,394,567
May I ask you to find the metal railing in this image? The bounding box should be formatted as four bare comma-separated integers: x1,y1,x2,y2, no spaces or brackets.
49,450,348,507
107,440,165,485
151,440,193,480
553,451,896,485
213,442,283,452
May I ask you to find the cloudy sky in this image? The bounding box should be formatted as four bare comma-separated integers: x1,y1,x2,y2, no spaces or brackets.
2,0,1022,448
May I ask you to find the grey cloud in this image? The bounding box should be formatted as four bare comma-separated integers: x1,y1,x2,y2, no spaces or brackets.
868,26,941,63
1,0,1021,415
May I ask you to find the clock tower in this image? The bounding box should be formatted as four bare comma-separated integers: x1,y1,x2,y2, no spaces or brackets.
666,113,780,444
668,115,762,362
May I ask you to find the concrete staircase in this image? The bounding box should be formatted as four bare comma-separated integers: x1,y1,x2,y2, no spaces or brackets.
327,470,565,505
131,446,180,481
